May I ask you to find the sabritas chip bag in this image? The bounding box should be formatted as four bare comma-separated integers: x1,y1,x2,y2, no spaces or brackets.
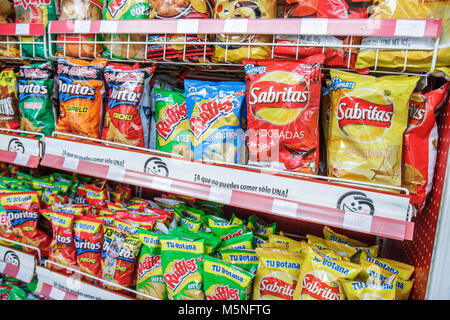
56,57,107,139
356,0,450,77
403,82,450,211
359,250,414,281
185,79,246,164
0,68,20,130
102,63,155,147
203,255,255,300
293,245,362,300
327,70,420,186
340,279,397,300
137,229,166,300
243,56,324,173
253,248,304,300
18,61,56,136
154,88,191,159
160,234,205,300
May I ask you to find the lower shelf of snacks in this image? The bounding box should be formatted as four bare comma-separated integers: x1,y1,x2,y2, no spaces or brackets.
0,162,415,300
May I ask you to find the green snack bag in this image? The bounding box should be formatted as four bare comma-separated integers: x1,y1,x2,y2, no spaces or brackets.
154,88,191,158
210,223,247,241
169,225,221,256
217,249,259,274
137,229,167,300
229,213,246,226
173,209,203,232
203,255,255,300
16,172,34,181
18,62,56,136
159,234,205,300
174,203,205,222
219,232,254,251
0,284,27,300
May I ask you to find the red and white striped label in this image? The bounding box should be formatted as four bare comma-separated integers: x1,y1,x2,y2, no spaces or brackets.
0,23,45,36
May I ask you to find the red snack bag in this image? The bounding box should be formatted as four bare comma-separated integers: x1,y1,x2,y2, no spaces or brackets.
243,56,324,174
44,210,77,273
85,183,109,207
102,63,156,148
73,216,104,281
402,82,450,211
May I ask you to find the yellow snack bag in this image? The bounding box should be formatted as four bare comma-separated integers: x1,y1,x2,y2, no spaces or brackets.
293,245,362,300
356,0,450,76
327,70,420,186
257,242,289,250
253,248,305,300
360,251,415,281
307,234,357,260
340,279,397,300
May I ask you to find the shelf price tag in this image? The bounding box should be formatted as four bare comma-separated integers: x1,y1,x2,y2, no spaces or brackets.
300,18,328,35
99,20,118,34
271,199,298,218
106,166,125,182
62,157,79,170
151,176,172,192
15,23,30,35
14,152,30,166
208,187,232,205
343,211,373,233
177,19,199,34
394,19,426,37
224,19,248,34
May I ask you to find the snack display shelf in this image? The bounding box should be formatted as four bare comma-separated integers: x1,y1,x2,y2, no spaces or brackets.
0,23,48,60
40,133,414,241
0,129,43,168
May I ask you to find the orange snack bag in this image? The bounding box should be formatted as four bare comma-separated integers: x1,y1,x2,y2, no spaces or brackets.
56,56,107,139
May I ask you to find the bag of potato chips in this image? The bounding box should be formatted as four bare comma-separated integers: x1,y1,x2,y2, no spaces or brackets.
102,63,155,147
185,79,246,164
203,255,255,300
154,88,191,158
326,70,420,187
403,82,450,211
56,57,107,139
160,234,205,300
253,248,304,300
0,68,20,130
340,278,397,300
243,56,324,173
212,0,277,64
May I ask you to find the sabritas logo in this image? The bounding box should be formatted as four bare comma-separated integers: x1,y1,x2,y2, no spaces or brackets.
163,258,198,291
249,81,309,109
206,285,239,300
156,102,187,140
259,277,295,300
336,96,394,129
408,100,426,127
108,0,127,18
301,274,340,300
13,0,50,10
190,98,234,139
138,255,161,280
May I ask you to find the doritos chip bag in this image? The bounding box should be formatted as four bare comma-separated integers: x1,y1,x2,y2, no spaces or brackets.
102,63,155,148
293,245,362,300
0,68,20,130
403,82,450,211
243,56,324,173
185,79,247,164
253,248,304,300
326,70,420,186
56,57,107,139
73,216,104,281
160,234,205,300
137,229,166,300
212,0,277,64
203,255,255,300
154,88,192,158
18,62,56,136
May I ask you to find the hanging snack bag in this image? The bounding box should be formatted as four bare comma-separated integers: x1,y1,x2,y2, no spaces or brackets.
154,88,192,158
185,79,246,164
0,68,20,130
253,248,304,300
274,0,369,68
56,57,107,139
203,255,255,300
355,0,450,77
73,215,104,280
103,0,150,60
160,234,205,300
146,0,213,62
403,82,450,211
212,0,277,64
137,229,166,300
101,225,142,290
243,56,324,173
18,62,56,136
57,0,104,58
293,245,362,300
102,63,155,147
13,0,56,58
326,70,420,186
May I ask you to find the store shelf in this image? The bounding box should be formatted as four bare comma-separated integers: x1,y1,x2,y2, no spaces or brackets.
40,134,414,241
0,130,43,168
0,23,45,37
0,244,36,284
